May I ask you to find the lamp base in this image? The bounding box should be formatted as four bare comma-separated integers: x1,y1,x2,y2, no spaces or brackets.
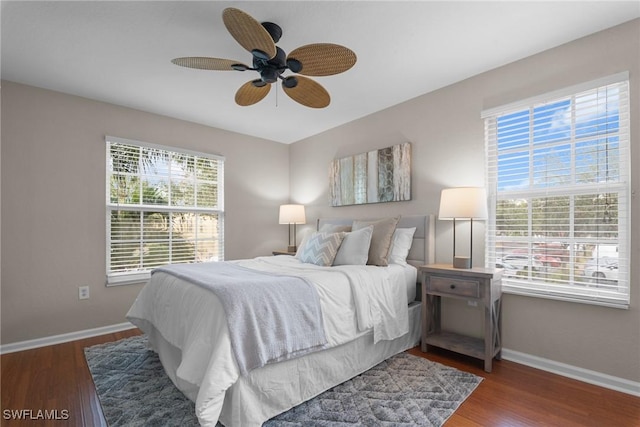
453,256,471,269
287,245,297,253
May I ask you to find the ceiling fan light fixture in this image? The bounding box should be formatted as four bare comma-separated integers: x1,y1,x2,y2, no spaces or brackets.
260,68,280,83
251,49,272,61
261,22,282,43
282,76,298,89
286,58,302,73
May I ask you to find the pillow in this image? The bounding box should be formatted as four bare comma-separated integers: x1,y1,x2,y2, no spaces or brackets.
295,232,312,254
388,227,416,265
332,225,374,266
352,217,399,266
296,232,346,266
319,223,352,233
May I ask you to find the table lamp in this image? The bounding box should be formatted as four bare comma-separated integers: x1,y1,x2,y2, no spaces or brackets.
279,204,306,252
438,187,488,268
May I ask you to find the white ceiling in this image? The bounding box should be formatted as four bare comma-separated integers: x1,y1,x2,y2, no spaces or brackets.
2,1,638,144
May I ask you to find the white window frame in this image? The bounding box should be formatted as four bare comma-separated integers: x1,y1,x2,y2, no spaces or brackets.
483,72,630,309
106,136,224,286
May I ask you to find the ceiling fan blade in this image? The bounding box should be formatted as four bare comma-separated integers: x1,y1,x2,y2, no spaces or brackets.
235,80,271,106
171,57,249,71
287,43,357,76
282,76,330,108
222,8,276,60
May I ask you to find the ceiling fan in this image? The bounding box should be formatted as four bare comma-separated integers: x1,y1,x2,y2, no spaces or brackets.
171,7,357,109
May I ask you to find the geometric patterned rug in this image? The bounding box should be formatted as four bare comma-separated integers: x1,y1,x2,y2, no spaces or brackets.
85,335,482,426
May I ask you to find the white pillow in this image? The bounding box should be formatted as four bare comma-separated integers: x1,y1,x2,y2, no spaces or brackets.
388,227,416,265
296,232,346,266
332,225,374,266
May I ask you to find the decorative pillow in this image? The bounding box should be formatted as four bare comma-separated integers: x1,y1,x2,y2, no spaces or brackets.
352,217,399,266
296,232,346,266
388,227,416,265
332,225,374,266
319,223,352,233
295,232,312,254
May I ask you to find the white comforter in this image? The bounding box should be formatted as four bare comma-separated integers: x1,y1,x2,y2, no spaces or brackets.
126,256,411,426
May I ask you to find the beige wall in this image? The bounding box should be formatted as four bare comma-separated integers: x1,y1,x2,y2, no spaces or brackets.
1,81,290,344
290,19,640,382
2,19,638,384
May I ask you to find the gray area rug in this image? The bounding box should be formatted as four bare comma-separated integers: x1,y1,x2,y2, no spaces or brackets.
85,335,482,426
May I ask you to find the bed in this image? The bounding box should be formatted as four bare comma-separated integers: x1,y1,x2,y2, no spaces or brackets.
126,214,435,426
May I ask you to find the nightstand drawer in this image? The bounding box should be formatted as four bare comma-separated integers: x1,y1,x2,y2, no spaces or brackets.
427,276,480,298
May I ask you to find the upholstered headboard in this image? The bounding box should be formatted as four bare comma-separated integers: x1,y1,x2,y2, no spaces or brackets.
316,214,435,268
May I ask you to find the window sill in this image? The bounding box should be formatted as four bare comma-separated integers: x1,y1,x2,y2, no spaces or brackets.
106,271,150,287
502,286,629,310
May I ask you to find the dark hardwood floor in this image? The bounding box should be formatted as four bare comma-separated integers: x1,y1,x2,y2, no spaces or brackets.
2,329,639,426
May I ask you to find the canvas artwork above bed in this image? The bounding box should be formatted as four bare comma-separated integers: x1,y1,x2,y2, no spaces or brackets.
329,143,412,206
126,214,434,426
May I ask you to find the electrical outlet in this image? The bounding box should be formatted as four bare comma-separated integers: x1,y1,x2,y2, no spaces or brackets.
467,300,478,307
79,285,90,300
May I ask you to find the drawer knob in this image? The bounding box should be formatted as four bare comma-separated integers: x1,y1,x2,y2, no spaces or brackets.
450,284,456,289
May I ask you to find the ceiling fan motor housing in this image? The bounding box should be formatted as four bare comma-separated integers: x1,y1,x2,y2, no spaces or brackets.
254,46,287,83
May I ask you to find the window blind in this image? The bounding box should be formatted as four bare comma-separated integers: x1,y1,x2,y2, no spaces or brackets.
483,73,630,308
106,136,225,285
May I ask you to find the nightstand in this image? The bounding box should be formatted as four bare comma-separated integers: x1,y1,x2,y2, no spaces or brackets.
272,250,296,256
420,264,502,373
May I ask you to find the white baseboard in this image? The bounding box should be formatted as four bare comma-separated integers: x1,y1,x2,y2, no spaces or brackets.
0,322,137,355
502,348,640,397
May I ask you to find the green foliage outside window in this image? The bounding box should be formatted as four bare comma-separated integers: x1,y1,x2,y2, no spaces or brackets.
107,139,223,277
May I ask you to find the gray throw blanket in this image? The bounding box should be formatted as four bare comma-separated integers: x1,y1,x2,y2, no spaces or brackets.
152,262,327,375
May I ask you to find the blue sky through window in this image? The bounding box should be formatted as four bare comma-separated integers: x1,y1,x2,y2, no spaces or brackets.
495,86,620,191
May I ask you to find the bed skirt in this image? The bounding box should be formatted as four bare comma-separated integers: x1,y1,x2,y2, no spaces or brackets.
146,302,421,426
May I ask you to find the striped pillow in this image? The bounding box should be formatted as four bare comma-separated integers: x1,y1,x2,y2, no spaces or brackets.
296,232,346,266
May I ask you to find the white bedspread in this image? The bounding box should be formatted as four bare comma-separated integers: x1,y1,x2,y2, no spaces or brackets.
152,262,327,375
126,256,412,426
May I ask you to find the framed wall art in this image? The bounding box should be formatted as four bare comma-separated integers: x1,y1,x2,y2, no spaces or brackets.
329,142,411,206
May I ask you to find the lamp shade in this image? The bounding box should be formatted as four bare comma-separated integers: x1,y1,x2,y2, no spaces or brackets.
279,204,306,224
438,187,488,220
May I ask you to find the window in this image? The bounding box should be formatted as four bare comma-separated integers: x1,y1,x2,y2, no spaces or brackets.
483,73,630,308
106,136,224,285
